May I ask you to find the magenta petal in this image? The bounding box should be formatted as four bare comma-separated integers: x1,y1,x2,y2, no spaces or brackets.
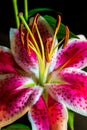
0,86,42,128
0,46,20,74
28,96,50,130
10,28,39,77
55,40,87,70
48,95,68,130
0,73,35,93
59,67,87,89
46,83,87,116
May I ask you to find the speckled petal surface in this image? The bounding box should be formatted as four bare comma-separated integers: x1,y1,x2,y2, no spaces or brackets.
0,86,42,129
0,73,35,92
28,96,50,130
48,95,68,130
46,82,87,117
0,46,20,74
10,28,39,77
55,40,87,70
59,67,87,89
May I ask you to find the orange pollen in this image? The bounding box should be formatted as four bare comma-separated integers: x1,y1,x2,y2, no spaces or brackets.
24,31,30,54
45,37,53,62
19,23,30,54
32,13,40,32
63,26,69,48
54,15,61,36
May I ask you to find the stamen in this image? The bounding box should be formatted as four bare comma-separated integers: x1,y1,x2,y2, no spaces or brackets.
34,22,45,61
45,38,52,62
19,12,41,55
50,15,61,56
32,13,40,32
19,22,30,53
31,13,46,62
62,26,69,48
53,38,64,53
24,31,30,54
27,39,42,60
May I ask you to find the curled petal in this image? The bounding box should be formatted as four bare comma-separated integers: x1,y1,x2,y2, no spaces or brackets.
0,86,43,128
46,83,87,117
29,16,54,43
55,40,87,70
10,28,39,77
28,96,50,130
48,95,68,130
0,46,20,74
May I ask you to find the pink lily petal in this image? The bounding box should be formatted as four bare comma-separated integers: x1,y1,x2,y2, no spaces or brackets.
10,28,39,77
46,81,87,116
0,73,35,92
59,67,87,89
0,86,42,128
28,96,50,130
68,34,86,43
48,95,68,130
0,46,21,74
55,40,87,70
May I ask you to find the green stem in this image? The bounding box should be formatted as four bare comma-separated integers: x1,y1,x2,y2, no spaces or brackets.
12,0,20,28
24,0,28,21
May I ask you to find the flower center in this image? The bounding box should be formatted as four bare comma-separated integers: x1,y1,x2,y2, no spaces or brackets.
18,13,68,85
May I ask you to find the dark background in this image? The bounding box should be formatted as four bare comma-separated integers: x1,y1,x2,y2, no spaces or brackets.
0,0,87,130
0,0,87,45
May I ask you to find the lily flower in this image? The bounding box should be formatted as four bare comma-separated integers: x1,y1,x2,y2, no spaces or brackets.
0,12,87,130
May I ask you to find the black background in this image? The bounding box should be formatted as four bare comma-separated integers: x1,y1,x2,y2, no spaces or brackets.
0,0,87,45
0,0,87,130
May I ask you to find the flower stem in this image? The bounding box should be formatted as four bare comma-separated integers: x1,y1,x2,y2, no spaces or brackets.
12,0,20,28
24,0,28,21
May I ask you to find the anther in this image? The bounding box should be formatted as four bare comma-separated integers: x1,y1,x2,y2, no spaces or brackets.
55,15,61,37
45,37,52,62
50,15,61,56
32,13,40,32
19,21,30,54
24,31,30,54
62,26,69,48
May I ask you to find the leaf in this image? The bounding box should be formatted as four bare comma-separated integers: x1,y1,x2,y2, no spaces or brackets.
44,15,78,39
28,8,78,39
68,110,75,130
2,123,31,130
28,8,61,18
